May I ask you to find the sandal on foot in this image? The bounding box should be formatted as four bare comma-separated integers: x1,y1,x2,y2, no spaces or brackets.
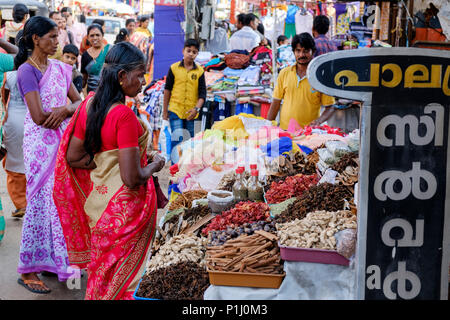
17,278,51,294
12,208,25,218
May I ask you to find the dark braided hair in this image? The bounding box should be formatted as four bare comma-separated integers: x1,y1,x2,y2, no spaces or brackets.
84,42,145,161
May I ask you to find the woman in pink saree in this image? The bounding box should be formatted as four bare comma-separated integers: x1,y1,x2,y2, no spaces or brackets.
15,16,82,294
53,42,166,300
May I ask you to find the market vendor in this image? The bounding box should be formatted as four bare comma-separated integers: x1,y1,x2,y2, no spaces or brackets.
267,33,335,130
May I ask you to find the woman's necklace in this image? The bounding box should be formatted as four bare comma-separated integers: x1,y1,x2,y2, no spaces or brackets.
29,57,46,73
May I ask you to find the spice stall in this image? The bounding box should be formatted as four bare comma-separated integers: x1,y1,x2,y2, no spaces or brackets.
133,111,362,299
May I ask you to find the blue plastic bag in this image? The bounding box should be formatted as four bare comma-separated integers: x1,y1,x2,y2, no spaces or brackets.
261,136,293,158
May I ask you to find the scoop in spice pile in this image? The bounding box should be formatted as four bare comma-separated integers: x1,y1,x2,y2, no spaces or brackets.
136,261,210,300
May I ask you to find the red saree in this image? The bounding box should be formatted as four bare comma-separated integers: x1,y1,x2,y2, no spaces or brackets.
53,94,158,300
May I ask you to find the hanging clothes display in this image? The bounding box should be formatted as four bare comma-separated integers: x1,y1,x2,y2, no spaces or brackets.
295,7,314,36
285,4,299,39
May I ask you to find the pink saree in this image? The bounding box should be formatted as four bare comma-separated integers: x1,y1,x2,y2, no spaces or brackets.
17,59,74,281
53,96,158,300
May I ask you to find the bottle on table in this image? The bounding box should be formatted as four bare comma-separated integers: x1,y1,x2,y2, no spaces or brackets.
248,169,264,202
232,167,248,202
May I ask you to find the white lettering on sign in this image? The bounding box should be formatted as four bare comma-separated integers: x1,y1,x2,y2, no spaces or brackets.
381,218,424,247
377,104,444,147
366,265,382,289
374,162,437,201
383,261,421,300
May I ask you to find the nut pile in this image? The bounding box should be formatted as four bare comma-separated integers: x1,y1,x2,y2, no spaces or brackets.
275,183,353,223
277,210,357,250
206,231,284,274
207,220,277,246
168,189,208,211
147,234,207,273
137,261,209,300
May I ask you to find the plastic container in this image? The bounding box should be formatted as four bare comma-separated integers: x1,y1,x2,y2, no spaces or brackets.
133,278,159,300
207,190,234,214
278,243,350,266
207,269,285,289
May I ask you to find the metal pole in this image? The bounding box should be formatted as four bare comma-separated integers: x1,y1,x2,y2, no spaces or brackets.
271,0,278,87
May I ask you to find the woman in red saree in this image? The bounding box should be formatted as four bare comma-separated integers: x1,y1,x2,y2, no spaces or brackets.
53,42,166,300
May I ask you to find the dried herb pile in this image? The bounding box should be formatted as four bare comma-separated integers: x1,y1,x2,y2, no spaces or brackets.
275,183,353,223
331,152,359,173
168,189,208,211
136,261,209,300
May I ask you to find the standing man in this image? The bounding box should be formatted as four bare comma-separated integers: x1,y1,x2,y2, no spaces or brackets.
312,15,337,57
61,7,86,51
235,13,246,31
267,33,335,129
229,13,260,52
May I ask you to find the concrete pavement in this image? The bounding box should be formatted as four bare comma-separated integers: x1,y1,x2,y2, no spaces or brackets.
0,164,170,300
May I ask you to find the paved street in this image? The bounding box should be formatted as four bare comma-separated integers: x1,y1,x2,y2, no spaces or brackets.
0,164,170,300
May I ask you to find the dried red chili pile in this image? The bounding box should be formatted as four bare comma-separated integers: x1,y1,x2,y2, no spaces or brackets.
136,261,209,300
202,201,270,236
275,183,353,223
265,174,319,204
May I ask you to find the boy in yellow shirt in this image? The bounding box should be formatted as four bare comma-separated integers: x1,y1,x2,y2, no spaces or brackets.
162,39,206,162
267,33,335,130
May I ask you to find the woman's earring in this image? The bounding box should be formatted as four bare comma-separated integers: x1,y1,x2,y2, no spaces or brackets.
120,81,123,85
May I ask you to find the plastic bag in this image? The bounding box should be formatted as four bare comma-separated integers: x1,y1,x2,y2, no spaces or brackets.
160,120,172,161
317,148,336,165
335,229,357,259
325,140,351,158
207,190,234,213
319,169,338,185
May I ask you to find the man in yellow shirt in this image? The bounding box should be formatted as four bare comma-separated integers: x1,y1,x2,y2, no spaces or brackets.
267,33,335,130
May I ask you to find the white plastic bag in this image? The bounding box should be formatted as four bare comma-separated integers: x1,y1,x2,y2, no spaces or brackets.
317,148,335,165
207,190,234,213
325,140,351,158
318,169,338,185
160,120,171,161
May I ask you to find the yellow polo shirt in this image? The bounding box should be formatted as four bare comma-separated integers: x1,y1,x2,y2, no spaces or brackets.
273,65,335,129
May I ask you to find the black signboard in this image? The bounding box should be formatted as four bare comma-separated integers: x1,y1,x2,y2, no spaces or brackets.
307,48,450,300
